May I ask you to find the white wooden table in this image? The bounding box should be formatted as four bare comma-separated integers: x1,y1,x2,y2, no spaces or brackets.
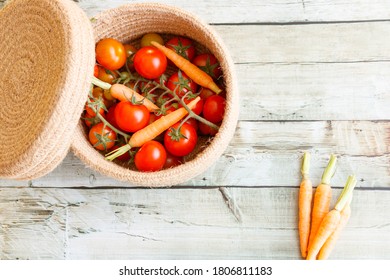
1,0,390,260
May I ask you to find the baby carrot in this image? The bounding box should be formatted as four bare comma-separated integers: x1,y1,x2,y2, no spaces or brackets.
150,41,222,94
306,175,356,260
110,84,159,112
307,154,337,251
299,152,313,259
91,77,159,112
317,199,352,260
105,97,201,161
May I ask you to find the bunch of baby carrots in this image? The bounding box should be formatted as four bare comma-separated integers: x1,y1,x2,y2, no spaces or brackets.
298,152,356,260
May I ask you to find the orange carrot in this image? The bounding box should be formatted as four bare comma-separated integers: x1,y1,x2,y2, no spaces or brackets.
299,152,313,259
306,175,356,260
91,77,159,112
105,97,201,160
307,154,337,251
110,84,159,112
150,41,222,94
317,199,352,260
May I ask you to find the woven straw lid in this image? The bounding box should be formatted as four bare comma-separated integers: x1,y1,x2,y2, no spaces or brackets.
0,0,95,179
71,3,240,187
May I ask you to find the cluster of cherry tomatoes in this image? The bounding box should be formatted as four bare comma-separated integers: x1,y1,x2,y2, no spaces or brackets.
84,33,226,172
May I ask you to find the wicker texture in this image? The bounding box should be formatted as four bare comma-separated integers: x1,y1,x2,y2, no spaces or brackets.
0,0,95,179
71,3,239,187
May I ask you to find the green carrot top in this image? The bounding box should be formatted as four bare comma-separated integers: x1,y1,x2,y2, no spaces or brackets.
321,154,338,185
335,175,357,211
301,152,311,180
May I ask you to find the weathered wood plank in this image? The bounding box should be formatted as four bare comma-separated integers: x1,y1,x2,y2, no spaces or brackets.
238,62,390,120
217,23,390,120
218,23,390,64
1,121,388,188
3,0,390,121
75,0,390,24
1,187,389,259
2,0,388,24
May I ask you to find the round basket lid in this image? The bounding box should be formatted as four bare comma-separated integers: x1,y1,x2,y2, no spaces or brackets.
0,0,95,180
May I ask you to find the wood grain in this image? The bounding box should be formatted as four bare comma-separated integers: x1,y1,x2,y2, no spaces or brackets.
1,187,389,259
1,121,388,188
1,0,390,261
75,0,390,23
238,62,390,121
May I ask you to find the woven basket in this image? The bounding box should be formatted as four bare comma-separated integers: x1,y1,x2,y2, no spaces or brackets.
0,0,239,187
0,0,95,179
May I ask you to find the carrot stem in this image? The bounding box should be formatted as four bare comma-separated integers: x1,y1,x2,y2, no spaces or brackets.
301,152,311,179
321,154,337,185
334,175,357,212
105,143,131,159
92,76,111,90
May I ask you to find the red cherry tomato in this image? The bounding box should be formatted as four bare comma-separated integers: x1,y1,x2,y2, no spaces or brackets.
165,36,196,61
85,98,105,117
105,104,120,130
88,123,117,151
184,117,199,132
123,44,137,71
164,123,198,157
192,53,222,80
124,44,137,57
167,71,198,98
135,141,167,172
95,38,127,71
164,153,183,169
179,96,203,115
203,95,226,124
198,121,219,136
133,46,167,79
93,64,99,77
97,66,118,84
84,112,103,128
114,101,150,133
199,87,215,100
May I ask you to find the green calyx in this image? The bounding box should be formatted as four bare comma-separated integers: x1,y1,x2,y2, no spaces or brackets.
93,130,114,151
168,127,187,142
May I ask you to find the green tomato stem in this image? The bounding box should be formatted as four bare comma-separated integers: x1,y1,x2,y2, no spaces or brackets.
157,82,220,131
95,112,130,141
